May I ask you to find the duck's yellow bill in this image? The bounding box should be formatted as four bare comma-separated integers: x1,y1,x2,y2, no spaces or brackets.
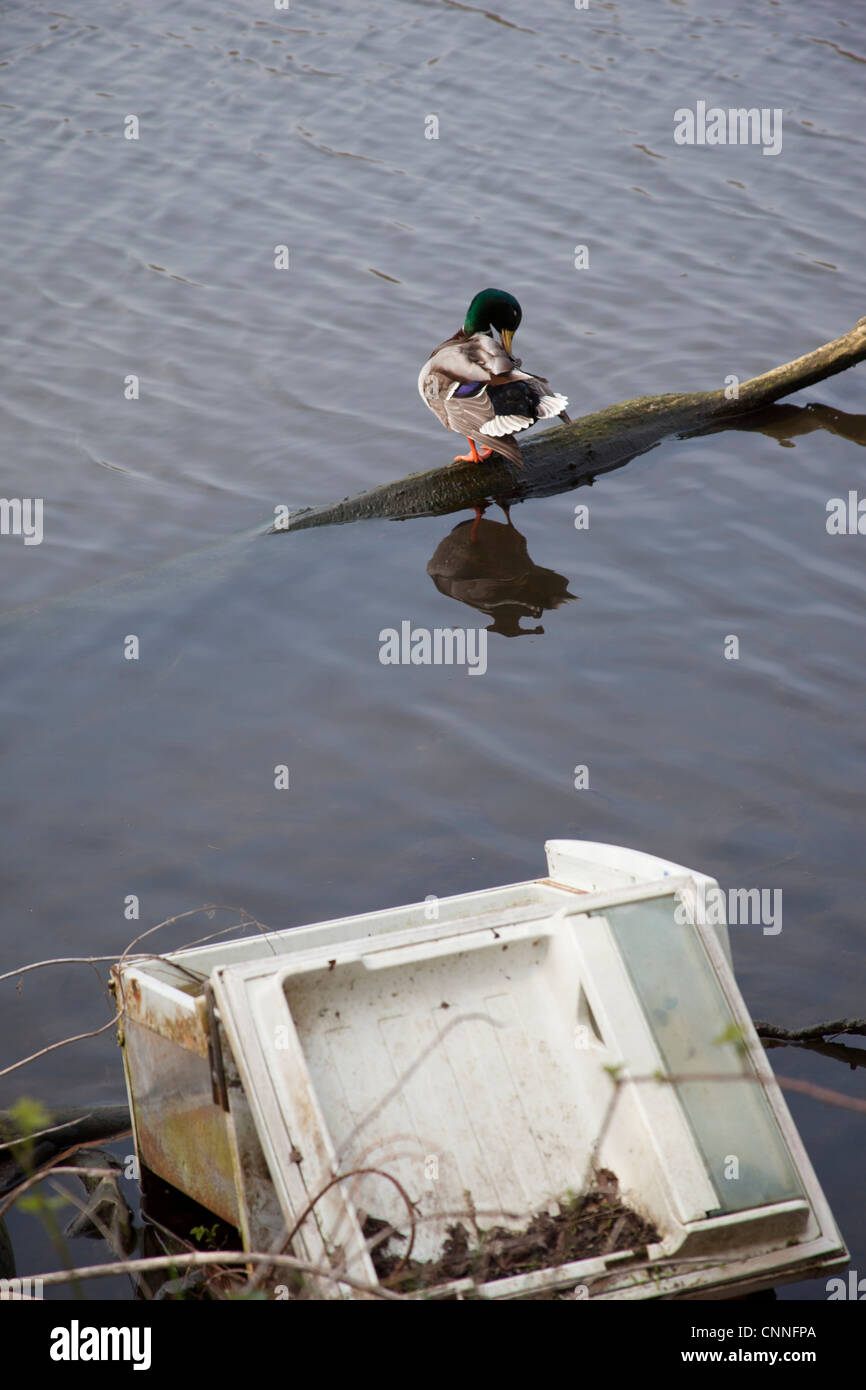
500,328,514,354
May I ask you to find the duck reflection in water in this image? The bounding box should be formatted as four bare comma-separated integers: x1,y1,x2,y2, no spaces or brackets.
427,516,576,637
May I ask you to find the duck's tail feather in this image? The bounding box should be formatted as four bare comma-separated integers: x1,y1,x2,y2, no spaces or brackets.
479,413,534,437
476,431,523,468
535,392,569,419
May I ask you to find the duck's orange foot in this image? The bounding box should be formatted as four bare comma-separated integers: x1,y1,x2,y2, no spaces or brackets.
453,438,493,463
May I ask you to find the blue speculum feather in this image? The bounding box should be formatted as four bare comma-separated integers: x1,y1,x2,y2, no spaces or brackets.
453,381,483,397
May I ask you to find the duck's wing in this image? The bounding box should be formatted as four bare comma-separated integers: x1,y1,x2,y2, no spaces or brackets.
428,331,517,381
438,385,525,467
457,373,568,449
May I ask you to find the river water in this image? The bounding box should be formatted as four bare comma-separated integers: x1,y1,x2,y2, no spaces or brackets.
1,0,864,1299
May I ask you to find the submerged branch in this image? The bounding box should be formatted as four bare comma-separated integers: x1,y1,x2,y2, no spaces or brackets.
755,1018,866,1042
272,316,866,533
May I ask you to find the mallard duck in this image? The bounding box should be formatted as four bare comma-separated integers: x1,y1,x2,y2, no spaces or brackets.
418,288,570,468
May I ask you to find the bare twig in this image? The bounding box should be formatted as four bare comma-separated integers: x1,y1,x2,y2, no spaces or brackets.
0,1115,97,1155
247,1166,419,1295
30,1250,405,1299
288,1166,417,1264
0,957,143,985
0,1014,121,1081
772,1073,866,1114
116,905,275,973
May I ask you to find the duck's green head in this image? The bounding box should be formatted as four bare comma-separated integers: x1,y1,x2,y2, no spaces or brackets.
464,288,522,354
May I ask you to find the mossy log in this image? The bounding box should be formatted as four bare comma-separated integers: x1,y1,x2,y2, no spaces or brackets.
272,317,866,533
0,1105,130,1200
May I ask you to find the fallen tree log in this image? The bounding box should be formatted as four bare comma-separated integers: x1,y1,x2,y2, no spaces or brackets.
271,316,866,534
0,1105,131,1200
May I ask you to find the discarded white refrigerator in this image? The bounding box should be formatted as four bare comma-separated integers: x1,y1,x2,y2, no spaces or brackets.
112,840,847,1299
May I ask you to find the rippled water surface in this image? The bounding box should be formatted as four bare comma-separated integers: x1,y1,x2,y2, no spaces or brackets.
2,0,865,1298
